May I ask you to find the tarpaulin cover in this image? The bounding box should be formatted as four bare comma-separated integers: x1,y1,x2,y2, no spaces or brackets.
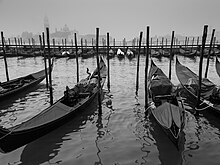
153,102,181,128
149,75,172,96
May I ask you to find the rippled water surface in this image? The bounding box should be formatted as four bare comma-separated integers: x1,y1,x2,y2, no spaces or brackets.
0,55,220,165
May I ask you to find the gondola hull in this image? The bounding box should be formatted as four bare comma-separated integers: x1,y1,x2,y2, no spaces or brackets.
175,57,220,114
147,59,185,149
0,67,51,100
0,57,107,153
0,91,99,153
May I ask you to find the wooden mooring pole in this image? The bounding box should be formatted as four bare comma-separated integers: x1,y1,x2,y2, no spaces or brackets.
51,39,55,57
169,31,174,80
196,36,200,53
81,38,83,54
46,27,53,105
204,29,215,78
96,28,102,114
136,31,143,95
39,35,42,56
196,25,208,110
1,32,9,82
14,37,18,55
191,37,195,51
42,32,49,89
107,32,110,91
145,26,150,110
74,33,79,83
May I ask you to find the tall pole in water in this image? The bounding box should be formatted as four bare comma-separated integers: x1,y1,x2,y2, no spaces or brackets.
136,31,143,95
196,36,200,54
96,28,102,114
74,33,79,83
46,27,53,105
1,32,9,82
145,26,150,110
204,29,215,78
107,32,110,91
42,32,49,89
169,31,174,80
197,25,208,110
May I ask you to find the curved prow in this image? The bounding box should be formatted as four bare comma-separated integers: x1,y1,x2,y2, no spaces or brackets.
176,56,180,65
216,56,220,78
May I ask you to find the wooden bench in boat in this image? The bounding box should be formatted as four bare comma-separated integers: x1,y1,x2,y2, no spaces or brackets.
78,92,91,98
154,94,175,100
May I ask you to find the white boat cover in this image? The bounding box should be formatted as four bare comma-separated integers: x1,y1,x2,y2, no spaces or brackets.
117,49,124,55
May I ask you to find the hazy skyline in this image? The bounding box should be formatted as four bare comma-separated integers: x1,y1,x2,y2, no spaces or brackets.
0,0,220,40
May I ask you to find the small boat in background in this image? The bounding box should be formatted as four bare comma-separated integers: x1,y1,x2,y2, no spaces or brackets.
179,48,196,58
108,49,115,59
61,51,70,56
81,49,95,59
158,49,170,58
116,48,125,59
126,48,135,59
150,49,161,58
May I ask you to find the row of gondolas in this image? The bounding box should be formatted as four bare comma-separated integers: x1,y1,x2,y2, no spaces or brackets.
0,53,220,153
1,46,220,60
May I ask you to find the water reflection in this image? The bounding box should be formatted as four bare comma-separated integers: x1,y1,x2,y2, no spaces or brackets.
94,114,104,165
0,84,49,128
148,114,185,165
19,96,99,165
1,55,220,164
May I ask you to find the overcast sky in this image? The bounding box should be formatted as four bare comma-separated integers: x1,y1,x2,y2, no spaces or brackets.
0,0,220,40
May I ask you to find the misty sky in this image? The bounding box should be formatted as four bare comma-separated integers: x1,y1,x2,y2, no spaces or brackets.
0,0,220,40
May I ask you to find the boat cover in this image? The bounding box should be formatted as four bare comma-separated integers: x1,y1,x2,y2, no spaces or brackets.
149,75,172,96
148,61,172,96
153,102,181,128
117,49,124,55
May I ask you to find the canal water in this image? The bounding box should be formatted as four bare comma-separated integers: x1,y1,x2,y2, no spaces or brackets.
0,55,220,165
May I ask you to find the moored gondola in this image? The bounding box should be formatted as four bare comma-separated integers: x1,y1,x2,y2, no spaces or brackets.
0,60,54,100
175,57,220,113
116,48,125,59
0,57,107,153
126,48,135,59
179,48,197,58
147,59,185,149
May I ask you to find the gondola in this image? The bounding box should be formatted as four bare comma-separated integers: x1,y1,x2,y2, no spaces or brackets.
53,51,68,58
150,49,162,58
179,48,197,58
147,59,185,148
0,60,53,100
158,49,170,58
126,48,135,59
175,57,220,113
81,49,95,59
116,48,125,59
0,57,107,153
108,49,115,59
216,56,220,78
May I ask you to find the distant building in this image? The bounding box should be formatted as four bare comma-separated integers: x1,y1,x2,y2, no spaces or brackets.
51,24,79,42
